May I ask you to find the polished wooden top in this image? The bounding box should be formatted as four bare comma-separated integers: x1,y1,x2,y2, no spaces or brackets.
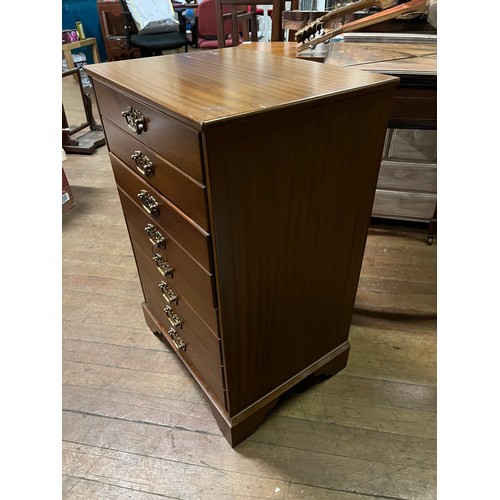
237,40,329,61
86,48,398,129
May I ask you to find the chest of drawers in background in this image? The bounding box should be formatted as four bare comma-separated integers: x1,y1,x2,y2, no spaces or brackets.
373,127,437,223
86,49,398,446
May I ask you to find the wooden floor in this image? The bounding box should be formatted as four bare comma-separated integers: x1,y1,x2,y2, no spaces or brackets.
62,75,437,499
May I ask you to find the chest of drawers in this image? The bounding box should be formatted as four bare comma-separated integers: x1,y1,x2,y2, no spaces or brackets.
86,49,398,446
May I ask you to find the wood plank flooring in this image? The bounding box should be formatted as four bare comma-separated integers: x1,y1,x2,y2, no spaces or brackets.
62,78,436,499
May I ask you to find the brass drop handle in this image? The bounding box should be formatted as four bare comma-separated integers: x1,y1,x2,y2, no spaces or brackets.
164,304,183,328
122,106,145,134
144,224,165,248
131,151,154,176
138,190,159,215
168,327,186,351
153,254,173,278
159,281,178,305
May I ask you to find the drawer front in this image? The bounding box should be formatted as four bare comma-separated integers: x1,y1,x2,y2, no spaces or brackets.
390,87,437,129
377,160,436,193
133,241,220,360
133,243,225,404
94,80,203,183
372,190,436,221
118,187,218,333
110,152,212,272
385,128,437,162
104,118,209,231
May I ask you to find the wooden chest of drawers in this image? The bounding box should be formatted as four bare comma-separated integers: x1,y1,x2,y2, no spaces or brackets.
86,49,398,446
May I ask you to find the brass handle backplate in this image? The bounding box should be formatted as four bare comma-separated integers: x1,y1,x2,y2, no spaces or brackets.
131,151,153,176
138,190,159,215
164,304,183,328
144,224,166,248
159,281,178,305
153,254,173,278
122,106,145,134
168,327,186,351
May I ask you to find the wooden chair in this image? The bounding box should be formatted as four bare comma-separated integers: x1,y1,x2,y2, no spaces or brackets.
195,0,243,48
214,0,291,48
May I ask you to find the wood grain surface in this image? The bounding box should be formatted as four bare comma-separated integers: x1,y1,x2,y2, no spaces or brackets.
86,48,398,129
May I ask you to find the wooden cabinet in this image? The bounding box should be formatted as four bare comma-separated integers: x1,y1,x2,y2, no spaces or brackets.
86,49,398,446
96,0,141,61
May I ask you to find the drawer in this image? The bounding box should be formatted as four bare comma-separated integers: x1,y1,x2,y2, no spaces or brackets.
94,80,203,183
377,160,436,193
110,152,213,273
384,128,437,162
104,118,209,231
372,190,436,221
118,187,218,333
389,88,437,130
133,244,225,404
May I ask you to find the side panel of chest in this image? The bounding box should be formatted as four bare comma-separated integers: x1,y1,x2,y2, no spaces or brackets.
203,89,395,415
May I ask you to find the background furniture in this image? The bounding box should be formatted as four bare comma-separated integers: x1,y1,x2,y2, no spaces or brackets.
118,0,190,56
195,0,242,48
214,0,289,47
87,49,397,446
62,150,76,212
97,0,141,61
63,0,107,61
62,36,101,74
62,68,105,154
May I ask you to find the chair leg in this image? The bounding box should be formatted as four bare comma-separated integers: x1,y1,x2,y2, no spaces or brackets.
140,48,155,57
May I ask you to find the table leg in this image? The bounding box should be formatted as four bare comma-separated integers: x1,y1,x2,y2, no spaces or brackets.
427,205,437,245
63,48,75,71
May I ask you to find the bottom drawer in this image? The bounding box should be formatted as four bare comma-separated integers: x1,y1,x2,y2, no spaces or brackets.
372,190,436,221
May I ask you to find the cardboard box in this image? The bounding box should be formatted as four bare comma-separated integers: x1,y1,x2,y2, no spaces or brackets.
62,167,76,212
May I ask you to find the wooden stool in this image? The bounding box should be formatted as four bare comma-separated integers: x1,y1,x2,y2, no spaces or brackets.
62,37,101,78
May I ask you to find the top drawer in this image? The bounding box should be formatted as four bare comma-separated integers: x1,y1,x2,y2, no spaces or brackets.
93,80,204,183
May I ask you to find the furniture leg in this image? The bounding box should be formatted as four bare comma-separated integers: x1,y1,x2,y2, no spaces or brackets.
209,398,279,447
91,42,101,64
313,345,350,377
427,205,437,245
